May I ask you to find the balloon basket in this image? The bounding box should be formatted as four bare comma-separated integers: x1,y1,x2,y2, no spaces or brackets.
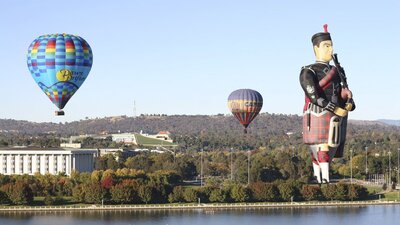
55,110,65,116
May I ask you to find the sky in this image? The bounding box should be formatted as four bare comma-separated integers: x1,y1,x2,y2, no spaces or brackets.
0,0,399,123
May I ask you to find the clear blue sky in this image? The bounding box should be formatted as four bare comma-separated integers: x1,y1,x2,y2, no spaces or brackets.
0,0,399,122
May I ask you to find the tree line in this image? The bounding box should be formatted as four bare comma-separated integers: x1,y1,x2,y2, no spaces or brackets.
0,169,368,206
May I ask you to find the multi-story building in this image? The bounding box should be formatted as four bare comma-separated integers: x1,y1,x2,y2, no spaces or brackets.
111,133,137,145
0,149,97,176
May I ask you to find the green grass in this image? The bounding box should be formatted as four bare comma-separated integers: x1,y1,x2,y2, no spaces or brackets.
31,196,78,206
382,191,400,201
135,134,177,147
362,183,400,201
365,185,383,194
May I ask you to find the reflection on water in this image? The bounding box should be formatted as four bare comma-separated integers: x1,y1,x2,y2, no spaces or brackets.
0,206,399,225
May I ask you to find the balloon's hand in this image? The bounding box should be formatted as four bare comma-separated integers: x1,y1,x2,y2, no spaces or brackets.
341,88,353,100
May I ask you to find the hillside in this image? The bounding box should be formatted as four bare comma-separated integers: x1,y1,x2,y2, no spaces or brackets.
135,134,177,147
0,113,398,137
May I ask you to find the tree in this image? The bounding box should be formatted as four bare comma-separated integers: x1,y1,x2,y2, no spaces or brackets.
91,170,103,183
183,188,198,203
125,154,153,171
334,183,348,201
277,182,295,202
230,184,250,202
209,188,228,203
44,195,55,206
198,186,213,203
84,183,106,204
250,182,279,202
101,175,115,190
72,184,86,202
168,186,184,203
0,188,10,204
3,181,34,205
348,184,368,200
175,157,197,180
301,185,321,201
138,185,153,204
321,184,337,201
110,183,136,204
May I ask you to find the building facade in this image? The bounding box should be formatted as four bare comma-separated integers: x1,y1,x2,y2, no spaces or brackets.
111,133,137,145
0,149,97,176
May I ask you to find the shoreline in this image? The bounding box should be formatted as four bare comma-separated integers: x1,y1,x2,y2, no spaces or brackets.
1,200,399,212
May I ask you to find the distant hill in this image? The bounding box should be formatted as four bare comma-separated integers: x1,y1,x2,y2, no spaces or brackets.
378,119,400,126
0,114,399,137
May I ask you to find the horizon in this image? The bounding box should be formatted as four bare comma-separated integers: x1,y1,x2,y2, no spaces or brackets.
1,1,399,123
0,112,397,125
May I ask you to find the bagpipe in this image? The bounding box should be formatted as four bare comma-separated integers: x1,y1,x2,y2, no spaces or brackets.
331,53,348,89
332,53,355,112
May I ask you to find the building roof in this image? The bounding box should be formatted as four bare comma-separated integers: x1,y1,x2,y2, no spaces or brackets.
0,148,98,154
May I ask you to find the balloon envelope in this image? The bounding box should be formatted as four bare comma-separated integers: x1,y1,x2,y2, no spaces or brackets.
228,89,263,129
27,33,93,111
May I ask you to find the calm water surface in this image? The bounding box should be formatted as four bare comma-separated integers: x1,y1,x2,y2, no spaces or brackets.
1,205,399,225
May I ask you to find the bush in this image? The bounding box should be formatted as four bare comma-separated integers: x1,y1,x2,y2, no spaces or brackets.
250,182,279,202
301,185,321,201
4,181,34,205
321,184,337,201
277,182,295,202
348,184,369,200
44,195,55,206
168,186,184,203
230,184,250,202
183,188,198,203
334,183,348,201
209,188,228,203
84,183,106,204
0,188,10,204
72,184,85,202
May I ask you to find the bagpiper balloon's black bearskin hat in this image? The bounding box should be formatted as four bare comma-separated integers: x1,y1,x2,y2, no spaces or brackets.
311,24,331,46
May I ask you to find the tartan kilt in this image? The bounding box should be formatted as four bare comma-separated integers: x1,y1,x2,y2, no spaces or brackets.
302,104,335,144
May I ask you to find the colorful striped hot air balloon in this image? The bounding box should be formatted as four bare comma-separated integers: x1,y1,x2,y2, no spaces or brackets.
228,89,263,133
27,33,93,116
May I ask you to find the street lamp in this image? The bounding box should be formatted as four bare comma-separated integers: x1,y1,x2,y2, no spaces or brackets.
365,146,369,177
397,148,400,189
200,148,203,187
292,146,295,158
247,150,251,185
230,148,234,180
350,149,353,184
389,150,392,188
398,148,400,199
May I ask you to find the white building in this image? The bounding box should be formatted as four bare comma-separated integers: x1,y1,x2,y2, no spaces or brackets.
146,131,173,143
111,133,137,145
97,148,135,161
0,149,97,176
60,143,82,149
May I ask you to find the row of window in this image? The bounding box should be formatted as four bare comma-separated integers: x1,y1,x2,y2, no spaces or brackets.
1,165,67,174
0,161,67,166
0,155,68,174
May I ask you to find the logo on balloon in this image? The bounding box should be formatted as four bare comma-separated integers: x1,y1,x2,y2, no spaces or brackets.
56,69,73,81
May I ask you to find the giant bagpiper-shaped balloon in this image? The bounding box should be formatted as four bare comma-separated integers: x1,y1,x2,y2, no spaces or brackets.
27,34,93,116
228,89,263,133
299,25,355,183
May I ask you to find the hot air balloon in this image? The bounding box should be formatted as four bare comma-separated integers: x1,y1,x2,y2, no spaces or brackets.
228,89,263,133
27,33,93,116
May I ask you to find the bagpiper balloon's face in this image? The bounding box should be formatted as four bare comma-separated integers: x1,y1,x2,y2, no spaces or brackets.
314,40,333,62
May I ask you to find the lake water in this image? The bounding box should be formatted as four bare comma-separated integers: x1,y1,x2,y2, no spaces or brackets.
1,205,399,225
